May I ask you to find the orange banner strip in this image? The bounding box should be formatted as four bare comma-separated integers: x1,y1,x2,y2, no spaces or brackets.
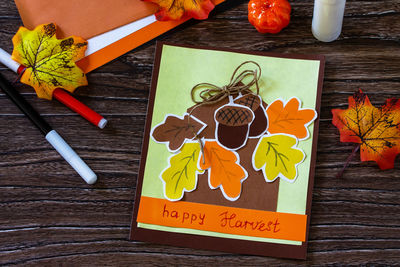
77,0,225,73
137,196,307,242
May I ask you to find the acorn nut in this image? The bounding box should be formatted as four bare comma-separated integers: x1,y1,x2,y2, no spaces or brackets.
215,105,254,150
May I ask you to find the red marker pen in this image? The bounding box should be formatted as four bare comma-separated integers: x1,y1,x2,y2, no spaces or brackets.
0,48,107,129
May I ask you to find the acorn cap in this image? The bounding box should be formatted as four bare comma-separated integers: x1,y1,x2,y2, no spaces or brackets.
234,94,260,112
215,105,254,126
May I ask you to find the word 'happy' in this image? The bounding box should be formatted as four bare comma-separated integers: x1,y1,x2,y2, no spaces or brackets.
162,204,205,225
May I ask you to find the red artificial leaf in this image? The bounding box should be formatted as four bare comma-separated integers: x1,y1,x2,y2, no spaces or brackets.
152,114,206,152
332,90,400,170
143,0,215,21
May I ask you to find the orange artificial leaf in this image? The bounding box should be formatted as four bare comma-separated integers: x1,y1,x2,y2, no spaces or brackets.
12,23,88,100
199,141,247,201
266,97,317,140
332,90,400,170
143,0,215,21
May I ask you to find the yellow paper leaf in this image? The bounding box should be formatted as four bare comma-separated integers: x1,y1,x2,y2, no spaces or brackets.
161,142,204,201
12,23,88,100
253,134,304,183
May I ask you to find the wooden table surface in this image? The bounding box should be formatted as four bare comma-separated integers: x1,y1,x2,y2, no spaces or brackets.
1,0,399,265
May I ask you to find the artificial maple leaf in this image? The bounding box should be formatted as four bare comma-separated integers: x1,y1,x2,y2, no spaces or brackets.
12,23,88,100
266,97,317,140
253,134,304,183
199,141,247,201
161,142,204,201
332,90,400,170
143,0,215,21
152,114,206,152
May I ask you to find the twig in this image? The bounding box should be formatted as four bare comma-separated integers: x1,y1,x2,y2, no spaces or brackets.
336,144,361,178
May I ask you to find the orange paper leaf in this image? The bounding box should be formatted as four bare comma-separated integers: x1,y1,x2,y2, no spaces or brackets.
266,97,317,139
332,90,400,170
199,141,247,201
143,0,215,21
12,23,88,100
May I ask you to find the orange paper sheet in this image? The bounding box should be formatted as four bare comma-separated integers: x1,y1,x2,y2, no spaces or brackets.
14,0,158,39
78,0,225,73
77,19,188,73
15,0,225,73
137,196,307,242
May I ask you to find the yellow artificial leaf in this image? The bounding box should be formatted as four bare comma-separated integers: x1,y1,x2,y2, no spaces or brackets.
161,142,204,201
253,134,304,183
12,23,88,100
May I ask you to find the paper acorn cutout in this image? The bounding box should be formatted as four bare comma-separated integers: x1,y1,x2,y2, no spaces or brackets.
214,103,254,150
234,94,268,138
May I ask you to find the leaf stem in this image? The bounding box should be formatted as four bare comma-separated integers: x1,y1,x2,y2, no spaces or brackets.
336,144,361,178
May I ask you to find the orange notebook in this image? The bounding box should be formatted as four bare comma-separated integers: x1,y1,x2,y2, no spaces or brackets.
14,0,225,73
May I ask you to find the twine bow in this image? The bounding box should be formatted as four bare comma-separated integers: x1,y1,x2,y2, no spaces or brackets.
188,61,262,164
191,61,261,105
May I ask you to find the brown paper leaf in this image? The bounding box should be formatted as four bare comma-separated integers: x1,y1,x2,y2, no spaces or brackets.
152,114,206,151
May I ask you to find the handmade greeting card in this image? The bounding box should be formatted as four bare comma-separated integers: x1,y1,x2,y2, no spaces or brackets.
130,43,324,259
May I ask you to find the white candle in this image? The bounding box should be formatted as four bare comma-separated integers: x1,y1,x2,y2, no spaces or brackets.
312,0,346,42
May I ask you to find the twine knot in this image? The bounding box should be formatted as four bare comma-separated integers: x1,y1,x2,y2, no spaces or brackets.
191,61,261,105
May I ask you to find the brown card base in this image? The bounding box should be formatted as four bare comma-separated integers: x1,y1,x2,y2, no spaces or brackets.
130,42,325,260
